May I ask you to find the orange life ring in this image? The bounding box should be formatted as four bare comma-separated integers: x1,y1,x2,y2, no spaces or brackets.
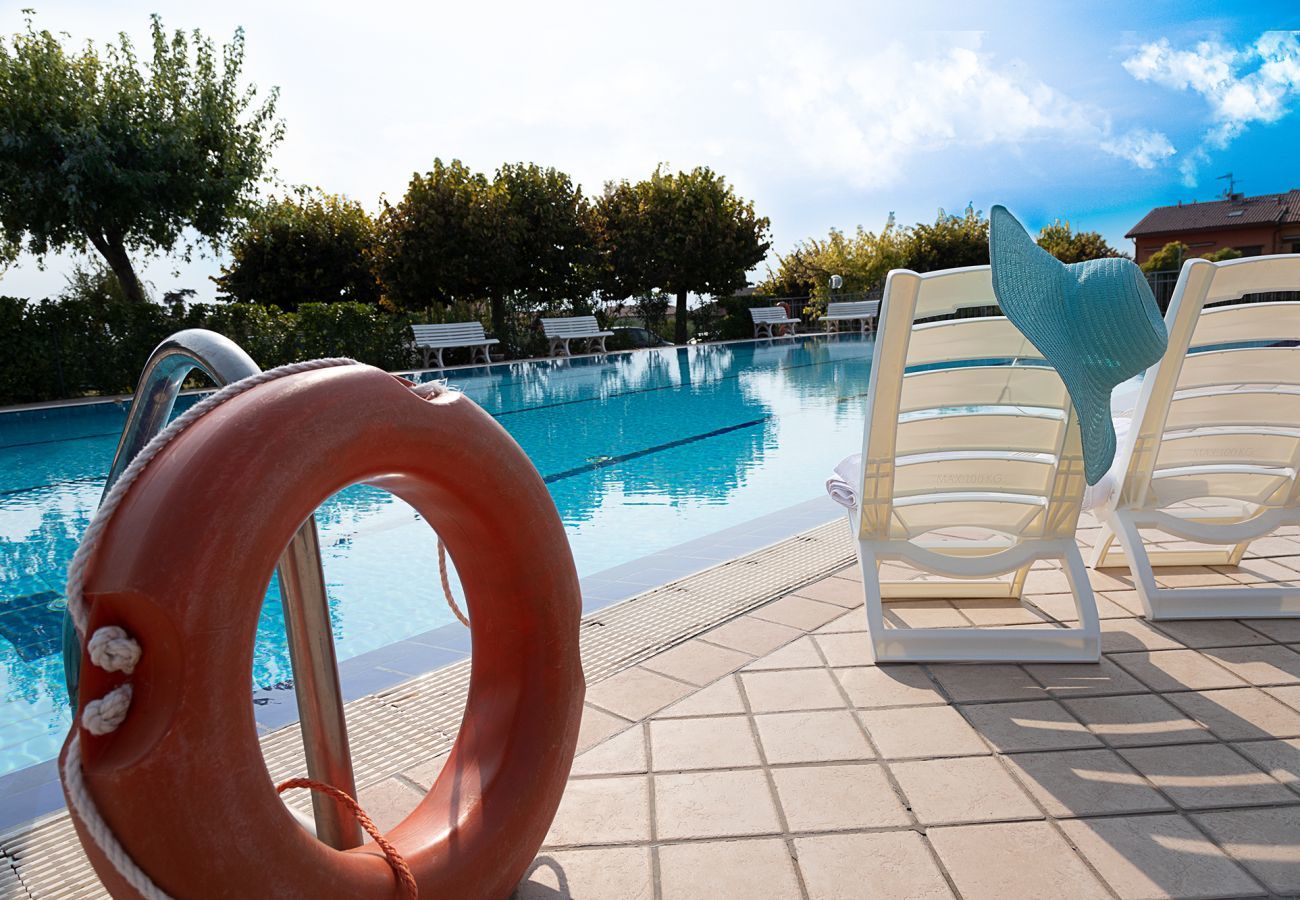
60,364,585,899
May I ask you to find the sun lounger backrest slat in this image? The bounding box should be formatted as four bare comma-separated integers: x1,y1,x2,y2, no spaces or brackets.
1201,255,1300,303
1164,390,1300,432
911,266,999,319
1177,347,1300,390
899,365,1066,414
905,318,1037,367
894,413,1064,457
1156,431,1300,470
1189,301,1300,348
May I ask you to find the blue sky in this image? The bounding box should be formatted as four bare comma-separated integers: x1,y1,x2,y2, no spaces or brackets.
3,0,1299,301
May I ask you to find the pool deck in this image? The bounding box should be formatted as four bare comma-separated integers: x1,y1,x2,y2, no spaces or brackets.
5,514,1300,898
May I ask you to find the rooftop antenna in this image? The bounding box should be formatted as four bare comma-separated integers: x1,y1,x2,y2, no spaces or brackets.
1216,172,1240,198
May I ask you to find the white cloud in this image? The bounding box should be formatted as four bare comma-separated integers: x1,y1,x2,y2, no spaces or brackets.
1122,31,1300,184
1100,127,1176,169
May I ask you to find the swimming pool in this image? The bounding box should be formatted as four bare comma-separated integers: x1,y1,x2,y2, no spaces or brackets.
0,335,876,778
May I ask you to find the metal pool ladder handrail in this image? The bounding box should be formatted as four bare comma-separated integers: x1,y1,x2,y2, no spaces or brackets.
61,328,363,850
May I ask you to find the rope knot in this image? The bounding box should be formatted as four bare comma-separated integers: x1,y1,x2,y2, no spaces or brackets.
82,684,133,735
88,625,142,674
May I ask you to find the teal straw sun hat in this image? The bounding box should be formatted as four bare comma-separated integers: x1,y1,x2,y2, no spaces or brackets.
988,205,1168,485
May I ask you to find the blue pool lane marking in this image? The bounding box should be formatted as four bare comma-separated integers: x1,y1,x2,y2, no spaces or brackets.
542,417,772,484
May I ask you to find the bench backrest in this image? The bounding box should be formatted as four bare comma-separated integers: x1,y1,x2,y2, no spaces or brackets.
541,316,603,337
411,322,488,344
749,307,793,322
826,301,880,317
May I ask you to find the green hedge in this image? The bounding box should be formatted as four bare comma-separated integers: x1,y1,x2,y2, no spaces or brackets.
0,297,422,406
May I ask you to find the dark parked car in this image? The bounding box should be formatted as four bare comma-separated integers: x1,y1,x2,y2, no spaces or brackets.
611,326,672,349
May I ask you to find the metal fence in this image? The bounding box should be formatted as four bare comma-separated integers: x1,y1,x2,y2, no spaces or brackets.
1144,270,1300,312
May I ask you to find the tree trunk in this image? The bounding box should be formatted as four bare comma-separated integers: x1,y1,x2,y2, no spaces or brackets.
674,289,688,344
86,231,147,304
489,295,509,349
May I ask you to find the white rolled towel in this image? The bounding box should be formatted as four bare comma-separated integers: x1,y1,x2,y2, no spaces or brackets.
825,453,862,510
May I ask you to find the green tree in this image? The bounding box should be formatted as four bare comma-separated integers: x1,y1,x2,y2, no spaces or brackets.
1140,241,1191,273
1202,247,1243,262
489,162,600,336
214,189,379,311
0,14,282,304
903,205,990,272
374,159,497,312
1036,220,1125,263
758,217,909,303
597,166,771,343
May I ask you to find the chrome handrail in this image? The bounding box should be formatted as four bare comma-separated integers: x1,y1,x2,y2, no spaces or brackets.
61,329,362,849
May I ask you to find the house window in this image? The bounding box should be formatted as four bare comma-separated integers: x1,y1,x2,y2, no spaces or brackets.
1234,245,1264,257
1291,242,1300,254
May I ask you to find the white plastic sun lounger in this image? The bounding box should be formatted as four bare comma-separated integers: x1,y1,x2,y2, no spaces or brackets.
841,265,1100,663
1090,254,1300,619
823,300,880,333
411,322,499,368
749,306,800,338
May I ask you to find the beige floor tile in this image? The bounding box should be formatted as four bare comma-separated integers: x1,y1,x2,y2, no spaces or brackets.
1120,743,1295,809
1243,535,1300,558
927,664,1044,703
954,598,1051,626
1095,590,1148,616
1109,649,1248,692
1195,807,1300,895
702,615,803,655
654,769,782,840
1153,565,1239,588
1167,687,1300,741
576,704,634,753
961,699,1101,752
544,775,651,846
657,838,801,900
1232,738,1300,787
891,756,1039,825
1087,566,1137,592
1101,619,1183,653
355,776,423,832
1001,748,1171,817
640,639,753,686
1028,591,1131,622
518,847,653,900
570,725,647,777
795,574,864,608
400,752,449,790
1267,684,1300,711
1216,557,1300,585
1247,618,1300,642
882,600,972,628
654,677,747,718
1025,658,1148,698
753,709,874,764
928,821,1110,900
859,705,988,759
1059,814,1265,900
771,763,910,831
812,632,875,667
1151,619,1276,649
751,595,848,631
833,666,944,708
815,606,869,633
649,716,762,771
743,636,824,670
1063,694,1213,746
795,832,955,900
585,667,695,721
740,668,846,713
1203,645,1300,686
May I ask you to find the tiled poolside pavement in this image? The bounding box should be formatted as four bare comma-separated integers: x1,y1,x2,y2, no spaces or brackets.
349,522,1300,899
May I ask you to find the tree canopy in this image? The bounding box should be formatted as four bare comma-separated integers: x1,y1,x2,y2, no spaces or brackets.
1036,220,1124,263
596,166,771,343
0,14,282,303
214,190,379,310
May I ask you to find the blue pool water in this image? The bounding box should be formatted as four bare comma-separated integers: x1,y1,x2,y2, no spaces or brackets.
0,335,877,776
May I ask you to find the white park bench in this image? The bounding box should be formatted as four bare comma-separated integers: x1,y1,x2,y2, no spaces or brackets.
411,322,499,368
822,300,880,333
541,316,614,357
749,306,800,338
